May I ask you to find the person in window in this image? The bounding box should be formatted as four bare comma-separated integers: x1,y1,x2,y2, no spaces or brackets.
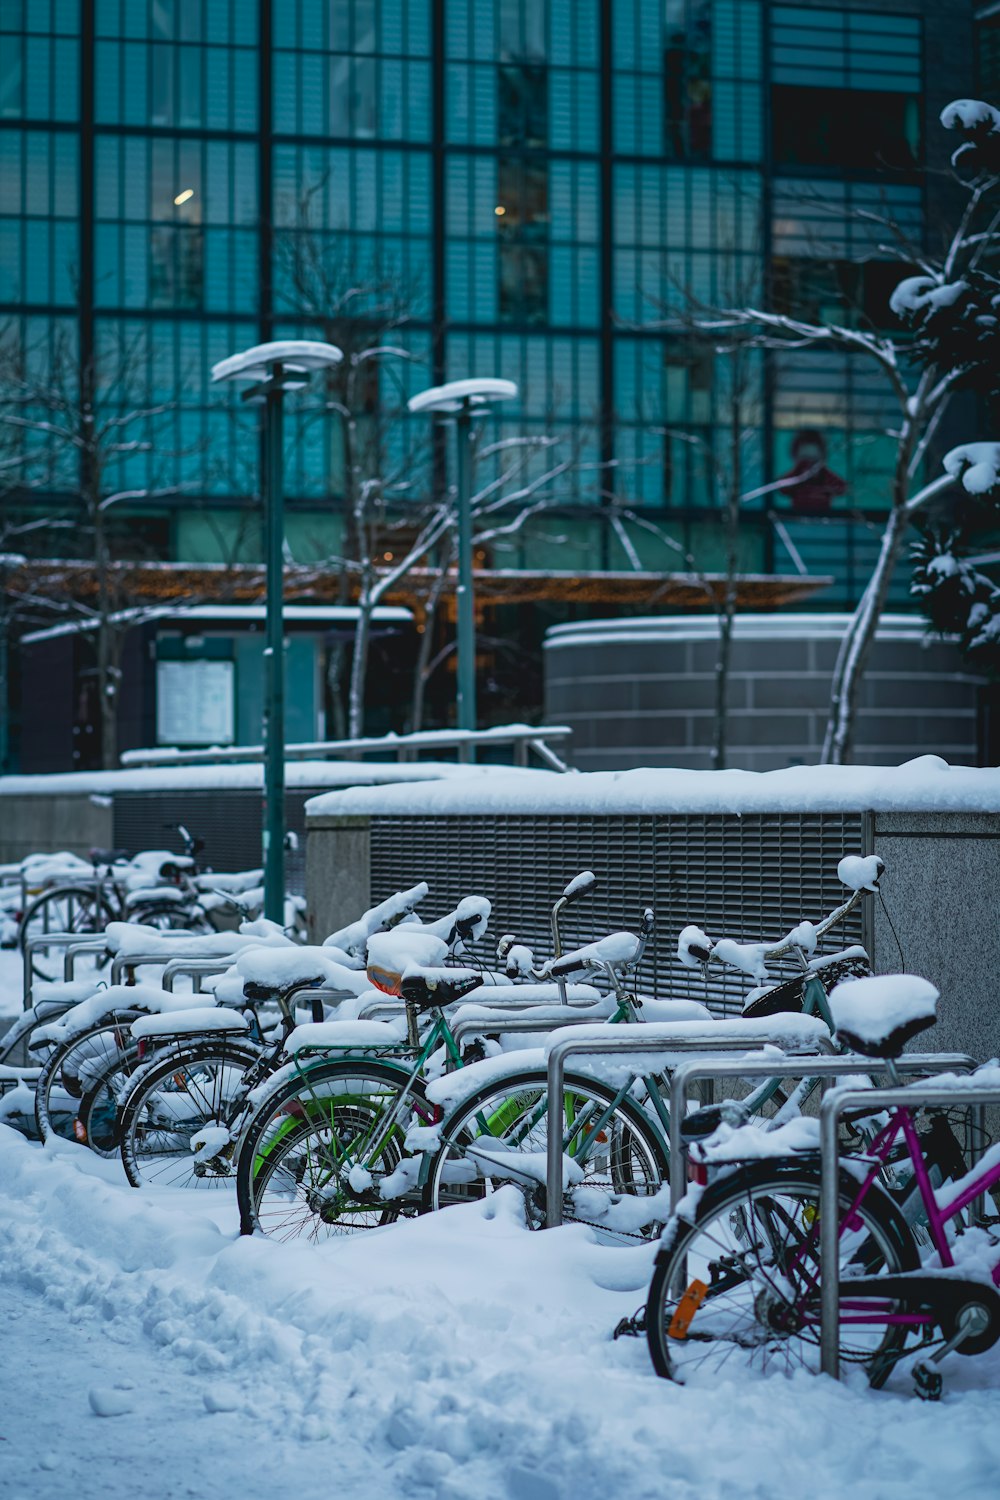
778,429,847,515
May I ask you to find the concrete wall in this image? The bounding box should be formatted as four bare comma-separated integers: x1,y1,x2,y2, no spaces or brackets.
306,806,1000,1061
545,615,984,772
0,794,113,864
872,812,1000,1063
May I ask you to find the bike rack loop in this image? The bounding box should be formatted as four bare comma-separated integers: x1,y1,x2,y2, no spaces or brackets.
544,1033,836,1230
668,1053,979,1219
109,945,226,986
23,932,95,1008
355,994,607,1022
819,1075,1000,1381
63,937,108,981
160,958,234,993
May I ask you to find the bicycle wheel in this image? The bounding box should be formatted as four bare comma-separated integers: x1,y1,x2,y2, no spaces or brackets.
237,1058,429,1243
646,1161,918,1388
119,1038,262,1189
425,1067,668,1231
33,1013,142,1146
128,898,214,936
20,884,116,981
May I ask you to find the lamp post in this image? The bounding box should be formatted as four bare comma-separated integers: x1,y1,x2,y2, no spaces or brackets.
407,378,517,758
212,340,343,922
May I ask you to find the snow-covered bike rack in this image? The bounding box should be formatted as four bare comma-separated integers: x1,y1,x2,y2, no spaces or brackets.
818,1074,999,1379
544,1031,837,1229
667,1052,979,1217
62,937,108,980
23,931,103,1007
160,957,234,993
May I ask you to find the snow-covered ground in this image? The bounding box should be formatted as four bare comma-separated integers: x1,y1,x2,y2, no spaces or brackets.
2,955,1000,1499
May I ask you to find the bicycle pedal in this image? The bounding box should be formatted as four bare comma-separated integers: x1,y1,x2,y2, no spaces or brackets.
613,1307,646,1340
913,1362,943,1402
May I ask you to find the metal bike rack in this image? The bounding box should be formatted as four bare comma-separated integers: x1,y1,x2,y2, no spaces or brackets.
63,937,109,981
22,932,93,1008
451,1010,608,1052
819,1074,1000,1380
110,944,221,986
160,958,235,993
667,1053,979,1217
285,985,357,1020
545,1032,836,1229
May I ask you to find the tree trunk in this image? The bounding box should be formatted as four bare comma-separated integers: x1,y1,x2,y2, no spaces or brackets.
347,587,373,740
821,503,909,764
408,567,449,734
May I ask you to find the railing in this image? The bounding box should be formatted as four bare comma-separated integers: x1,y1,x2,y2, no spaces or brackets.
121,723,575,773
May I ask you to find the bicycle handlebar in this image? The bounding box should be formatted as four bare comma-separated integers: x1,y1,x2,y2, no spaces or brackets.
678,857,881,978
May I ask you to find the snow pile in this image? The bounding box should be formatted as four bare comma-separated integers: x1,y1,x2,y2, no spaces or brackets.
890,275,968,318
943,443,1000,496
1,1128,998,1498
837,854,884,892
306,756,1000,818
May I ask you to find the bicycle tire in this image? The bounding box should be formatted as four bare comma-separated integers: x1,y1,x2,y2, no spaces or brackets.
118,1037,263,1189
236,1057,431,1242
20,884,117,981
33,1012,143,1146
425,1067,669,1230
645,1160,919,1387
128,899,214,936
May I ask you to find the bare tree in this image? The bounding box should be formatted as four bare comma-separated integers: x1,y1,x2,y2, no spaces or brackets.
0,326,200,767
638,105,1000,763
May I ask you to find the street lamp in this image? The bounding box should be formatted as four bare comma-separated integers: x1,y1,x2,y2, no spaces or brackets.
212,339,343,923
407,378,517,758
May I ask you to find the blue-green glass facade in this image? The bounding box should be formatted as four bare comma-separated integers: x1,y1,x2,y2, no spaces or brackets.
0,0,976,598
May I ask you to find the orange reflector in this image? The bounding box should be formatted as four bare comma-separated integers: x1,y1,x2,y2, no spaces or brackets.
667,1279,708,1340
73,1118,87,1144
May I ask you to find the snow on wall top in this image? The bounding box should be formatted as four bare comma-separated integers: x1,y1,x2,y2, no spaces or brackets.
305,755,1000,819
0,760,500,797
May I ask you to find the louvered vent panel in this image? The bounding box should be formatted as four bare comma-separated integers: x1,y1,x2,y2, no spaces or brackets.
369,813,865,1017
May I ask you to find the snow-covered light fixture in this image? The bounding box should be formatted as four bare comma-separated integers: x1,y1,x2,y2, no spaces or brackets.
212,339,343,918
407,377,518,754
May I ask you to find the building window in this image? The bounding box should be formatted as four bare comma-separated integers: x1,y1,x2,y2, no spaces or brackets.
498,62,547,148
772,86,920,172
770,7,922,172
496,157,548,325
771,256,902,331
664,0,712,161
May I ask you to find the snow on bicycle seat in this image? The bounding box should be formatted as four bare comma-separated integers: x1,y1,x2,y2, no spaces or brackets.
366,930,449,996
828,973,938,1058
236,944,368,1000
399,967,482,1010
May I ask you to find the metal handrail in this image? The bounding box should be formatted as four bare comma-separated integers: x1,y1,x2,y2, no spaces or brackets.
667,1052,979,1219
819,1074,998,1380
545,1032,836,1229
120,723,574,770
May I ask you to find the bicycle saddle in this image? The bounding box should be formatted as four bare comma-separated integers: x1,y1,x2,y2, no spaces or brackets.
243,973,327,1003
828,973,939,1059
89,847,130,867
399,969,482,1010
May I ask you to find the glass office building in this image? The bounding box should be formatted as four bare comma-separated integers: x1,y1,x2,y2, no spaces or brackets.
0,1,979,757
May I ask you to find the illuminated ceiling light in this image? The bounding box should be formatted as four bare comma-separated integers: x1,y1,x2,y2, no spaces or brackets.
494,205,506,216
174,188,194,206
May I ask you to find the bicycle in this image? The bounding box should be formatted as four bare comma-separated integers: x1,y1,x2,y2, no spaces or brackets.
420,867,882,1229
115,887,472,1191
644,973,999,1395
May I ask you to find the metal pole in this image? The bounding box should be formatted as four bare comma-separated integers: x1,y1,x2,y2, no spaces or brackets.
454,400,476,761
263,369,286,922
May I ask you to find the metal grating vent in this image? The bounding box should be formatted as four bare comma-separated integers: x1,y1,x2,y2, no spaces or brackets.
369,813,867,1015
113,791,310,895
